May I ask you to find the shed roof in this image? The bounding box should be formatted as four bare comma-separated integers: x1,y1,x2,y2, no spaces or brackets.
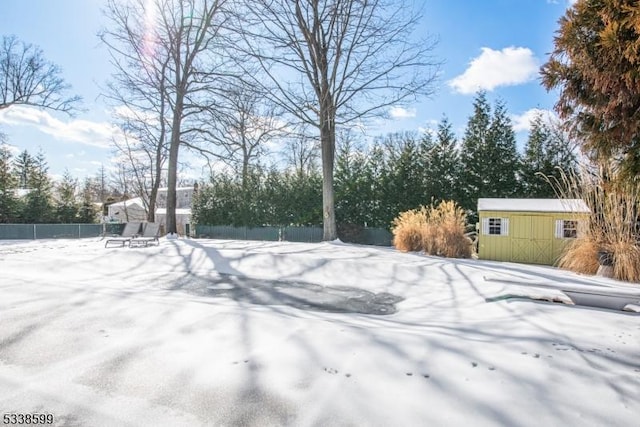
478,198,590,213
108,197,145,209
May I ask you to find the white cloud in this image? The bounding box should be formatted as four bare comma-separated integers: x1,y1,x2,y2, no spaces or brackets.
111,105,159,125
511,108,557,132
65,150,86,159
448,47,540,94
0,106,122,149
1,142,21,156
417,119,439,136
389,107,417,119
546,0,577,5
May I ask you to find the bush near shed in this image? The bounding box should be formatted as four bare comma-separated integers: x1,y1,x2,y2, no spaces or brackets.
392,201,472,258
552,167,640,283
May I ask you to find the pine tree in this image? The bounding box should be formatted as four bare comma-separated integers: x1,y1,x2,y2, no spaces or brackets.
546,120,578,179
335,136,370,226
460,93,520,217
287,170,322,226
13,150,35,189
541,0,640,180
521,115,578,197
55,169,80,223
488,100,521,197
0,144,19,223
78,178,98,223
417,131,436,203
430,117,460,204
365,142,388,228
21,150,54,223
383,132,424,218
460,92,492,212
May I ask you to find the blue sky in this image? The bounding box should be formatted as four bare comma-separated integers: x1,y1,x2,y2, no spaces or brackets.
0,0,577,181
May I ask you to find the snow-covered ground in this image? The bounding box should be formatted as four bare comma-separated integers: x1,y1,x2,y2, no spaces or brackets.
0,238,638,426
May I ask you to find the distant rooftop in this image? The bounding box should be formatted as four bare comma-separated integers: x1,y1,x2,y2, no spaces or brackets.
108,197,144,208
478,198,590,213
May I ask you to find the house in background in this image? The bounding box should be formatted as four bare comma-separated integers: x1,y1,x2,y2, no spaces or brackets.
106,197,147,222
107,187,194,235
478,198,590,265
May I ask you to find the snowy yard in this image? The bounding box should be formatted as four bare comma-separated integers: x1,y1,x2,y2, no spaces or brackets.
0,238,638,426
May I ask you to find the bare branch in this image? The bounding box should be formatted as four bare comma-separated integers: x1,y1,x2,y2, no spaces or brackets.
0,35,81,113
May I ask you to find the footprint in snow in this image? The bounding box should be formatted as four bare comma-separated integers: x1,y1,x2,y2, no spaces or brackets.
471,362,478,367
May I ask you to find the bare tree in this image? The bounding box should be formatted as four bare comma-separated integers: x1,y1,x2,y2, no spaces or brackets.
0,35,80,112
111,130,164,221
101,0,232,235
284,128,320,177
110,163,135,221
238,0,440,240
204,83,289,188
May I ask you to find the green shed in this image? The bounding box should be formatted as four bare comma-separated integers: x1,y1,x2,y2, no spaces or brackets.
477,198,590,265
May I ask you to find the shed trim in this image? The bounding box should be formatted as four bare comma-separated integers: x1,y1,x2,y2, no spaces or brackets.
477,198,590,213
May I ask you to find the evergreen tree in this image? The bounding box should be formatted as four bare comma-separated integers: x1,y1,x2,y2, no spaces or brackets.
417,131,436,203
521,115,578,197
13,150,35,189
286,170,322,226
261,167,288,225
541,0,640,180
21,150,54,223
0,144,19,223
78,178,98,223
521,114,553,197
383,132,424,218
335,136,370,226
460,92,492,212
546,120,578,180
488,100,521,197
191,167,322,228
430,117,460,203
460,93,520,216
55,169,80,223
364,142,388,228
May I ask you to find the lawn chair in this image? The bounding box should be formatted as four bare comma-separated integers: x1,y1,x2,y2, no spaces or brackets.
129,222,161,248
104,222,142,248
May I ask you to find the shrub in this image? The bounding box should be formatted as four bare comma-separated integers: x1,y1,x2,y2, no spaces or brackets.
391,207,429,252
611,241,640,283
392,201,471,258
551,166,640,282
557,237,600,275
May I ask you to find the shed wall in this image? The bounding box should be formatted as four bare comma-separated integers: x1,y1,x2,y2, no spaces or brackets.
478,210,588,265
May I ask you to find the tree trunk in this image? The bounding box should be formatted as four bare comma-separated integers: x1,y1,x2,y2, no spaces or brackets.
242,155,249,191
320,105,337,241
166,140,179,234
147,185,157,222
147,134,165,223
166,104,182,235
